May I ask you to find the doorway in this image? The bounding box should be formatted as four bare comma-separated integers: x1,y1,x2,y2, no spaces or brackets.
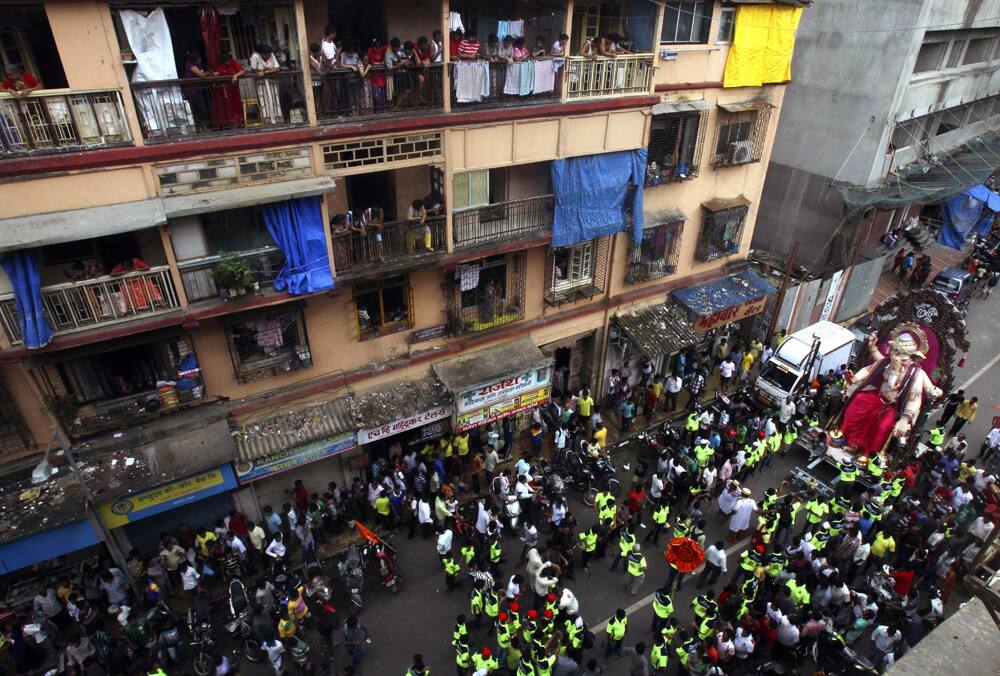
347,172,397,220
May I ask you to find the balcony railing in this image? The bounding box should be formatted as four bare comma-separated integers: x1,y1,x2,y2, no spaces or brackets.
332,216,447,273
565,54,655,100
450,59,561,108
130,71,308,141
177,247,285,302
0,266,180,345
453,195,554,248
315,65,443,122
0,89,132,157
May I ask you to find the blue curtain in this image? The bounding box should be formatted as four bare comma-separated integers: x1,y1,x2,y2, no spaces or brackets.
1,249,53,349
937,186,997,250
261,196,335,295
550,149,647,248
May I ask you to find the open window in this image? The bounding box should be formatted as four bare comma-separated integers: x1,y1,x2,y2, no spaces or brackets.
224,306,312,384
627,219,684,283
646,109,707,185
353,275,414,339
711,102,772,167
447,253,526,335
0,5,67,89
544,237,609,306
660,1,712,45
697,197,749,261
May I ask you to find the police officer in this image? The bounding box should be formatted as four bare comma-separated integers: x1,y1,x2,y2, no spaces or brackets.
836,460,858,499
645,499,670,545
443,554,461,591
626,543,647,595
471,647,499,674
610,524,636,572
650,586,673,634
604,608,628,656
578,525,599,571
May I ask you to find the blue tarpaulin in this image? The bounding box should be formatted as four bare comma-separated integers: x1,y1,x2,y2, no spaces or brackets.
550,149,647,248
673,269,777,315
261,197,335,295
0,520,99,574
937,184,999,250
1,249,53,349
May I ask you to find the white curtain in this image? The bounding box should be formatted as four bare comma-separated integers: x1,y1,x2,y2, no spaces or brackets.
120,8,193,133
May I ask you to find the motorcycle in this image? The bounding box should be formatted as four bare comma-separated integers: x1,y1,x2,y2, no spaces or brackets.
186,590,216,676
338,543,366,613
811,627,877,675
501,493,522,532
224,578,264,663
371,542,402,593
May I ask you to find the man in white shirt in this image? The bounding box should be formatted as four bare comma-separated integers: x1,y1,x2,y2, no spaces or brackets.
870,625,901,669
728,489,757,539
436,526,453,556
320,26,337,66
733,627,755,660
696,540,728,588
982,426,1000,461
719,358,735,392
649,472,665,501
664,373,683,412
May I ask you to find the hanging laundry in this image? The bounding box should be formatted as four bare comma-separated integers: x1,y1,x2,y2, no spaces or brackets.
456,265,480,292
519,62,535,96
449,11,465,33
533,59,556,93
508,20,525,37
497,20,509,42
481,61,491,98
454,61,484,102
503,62,522,96
255,318,284,352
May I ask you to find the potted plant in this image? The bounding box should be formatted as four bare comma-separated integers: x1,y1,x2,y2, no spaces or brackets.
213,253,253,299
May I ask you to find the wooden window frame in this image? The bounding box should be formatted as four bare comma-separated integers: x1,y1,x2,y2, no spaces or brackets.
353,275,415,340
647,111,707,185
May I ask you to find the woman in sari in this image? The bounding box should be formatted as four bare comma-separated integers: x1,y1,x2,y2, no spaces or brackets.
249,44,283,125
212,51,245,129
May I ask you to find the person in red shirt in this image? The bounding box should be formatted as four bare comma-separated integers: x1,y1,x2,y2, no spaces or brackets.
891,567,915,596
291,479,309,511
2,65,39,96
627,483,649,526
457,31,481,59
449,30,462,59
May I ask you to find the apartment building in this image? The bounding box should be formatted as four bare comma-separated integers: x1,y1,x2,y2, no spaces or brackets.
0,0,804,566
756,0,1000,273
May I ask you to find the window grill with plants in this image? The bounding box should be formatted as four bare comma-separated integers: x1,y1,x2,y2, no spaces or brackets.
645,112,706,185
211,253,257,299
446,253,526,335
626,221,684,283
696,198,750,261
224,307,312,384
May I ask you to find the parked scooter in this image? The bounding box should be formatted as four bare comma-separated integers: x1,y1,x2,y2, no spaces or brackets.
186,590,216,676
338,543,365,613
224,578,264,663
371,542,402,593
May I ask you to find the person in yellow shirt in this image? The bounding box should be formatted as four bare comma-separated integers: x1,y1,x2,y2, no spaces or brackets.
195,527,218,558
950,396,978,436
869,530,896,564
593,421,608,449
577,387,595,435
439,435,454,458
740,350,754,381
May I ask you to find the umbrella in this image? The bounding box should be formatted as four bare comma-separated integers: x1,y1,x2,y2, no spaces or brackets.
665,537,704,573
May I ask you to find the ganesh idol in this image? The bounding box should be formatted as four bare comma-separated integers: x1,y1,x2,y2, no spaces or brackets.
840,330,943,456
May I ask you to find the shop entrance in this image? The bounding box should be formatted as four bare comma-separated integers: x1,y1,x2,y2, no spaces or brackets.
544,332,595,398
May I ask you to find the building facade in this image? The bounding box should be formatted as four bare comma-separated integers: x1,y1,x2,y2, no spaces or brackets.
755,0,1000,272
0,0,803,569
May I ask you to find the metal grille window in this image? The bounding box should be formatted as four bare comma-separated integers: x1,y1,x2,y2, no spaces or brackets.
447,253,526,335
0,374,31,457
225,308,312,385
711,103,772,167
353,275,414,340
626,221,684,284
646,112,706,185
697,197,750,261
322,133,443,172
661,2,712,44
544,237,610,306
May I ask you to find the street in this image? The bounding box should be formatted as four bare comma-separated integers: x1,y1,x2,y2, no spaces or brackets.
219,285,1000,675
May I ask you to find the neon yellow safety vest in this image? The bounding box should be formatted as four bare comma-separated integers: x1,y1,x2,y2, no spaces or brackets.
606,616,628,640
579,530,598,552
652,591,673,618
619,530,636,557
652,504,669,525
929,427,945,446
627,553,646,577
651,642,669,668
685,414,700,432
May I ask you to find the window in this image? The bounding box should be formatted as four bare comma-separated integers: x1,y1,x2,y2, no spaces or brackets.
452,170,491,210
933,115,961,137
544,238,610,306
202,208,276,255
968,99,992,123
946,40,967,68
711,104,772,167
963,37,996,64
661,1,712,44
353,275,413,339
626,222,683,284
913,42,946,73
225,308,312,384
697,198,749,261
448,253,526,335
717,7,736,44
890,118,927,150
647,112,706,185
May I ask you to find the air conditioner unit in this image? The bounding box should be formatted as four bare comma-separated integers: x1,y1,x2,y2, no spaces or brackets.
728,140,753,164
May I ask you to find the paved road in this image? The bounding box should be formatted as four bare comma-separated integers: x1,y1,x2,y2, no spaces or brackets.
224,289,1000,675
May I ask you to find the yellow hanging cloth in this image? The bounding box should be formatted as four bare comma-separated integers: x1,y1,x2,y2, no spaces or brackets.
723,5,803,88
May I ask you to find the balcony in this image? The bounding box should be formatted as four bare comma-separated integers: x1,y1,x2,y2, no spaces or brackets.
565,54,655,100
0,266,180,346
450,60,561,109
333,216,447,275
178,247,285,303
453,195,554,249
0,89,132,158
130,72,308,142
315,65,443,122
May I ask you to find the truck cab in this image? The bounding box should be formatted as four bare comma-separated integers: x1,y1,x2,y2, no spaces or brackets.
755,321,857,408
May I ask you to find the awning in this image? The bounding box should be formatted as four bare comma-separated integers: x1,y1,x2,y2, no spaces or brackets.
0,520,99,574
349,375,451,431
718,101,774,113
673,269,777,332
161,176,336,218
646,208,688,227
836,131,1000,215
614,303,697,357
0,198,166,253
651,99,711,116
433,336,550,394
235,396,355,463
703,195,751,212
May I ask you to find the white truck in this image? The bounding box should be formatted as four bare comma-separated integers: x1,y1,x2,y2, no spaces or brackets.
755,320,857,408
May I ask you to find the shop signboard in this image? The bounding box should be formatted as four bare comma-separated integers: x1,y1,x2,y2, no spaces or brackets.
98,464,238,528
456,386,550,432
694,296,768,332
456,365,552,414
235,432,356,484
357,405,452,445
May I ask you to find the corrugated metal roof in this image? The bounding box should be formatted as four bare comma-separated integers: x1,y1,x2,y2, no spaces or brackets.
434,337,549,392
349,375,451,429
718,101,774,113
673,270,778,316
235,397,355,462
615,303,697,358
651,99,711,116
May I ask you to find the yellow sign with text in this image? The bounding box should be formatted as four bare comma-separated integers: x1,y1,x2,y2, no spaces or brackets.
99,469,225,528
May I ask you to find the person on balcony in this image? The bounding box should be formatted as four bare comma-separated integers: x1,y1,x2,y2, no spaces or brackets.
359,207,385,263
367,38,388,108
183,51,215,129
512,37,529,62
213,50,245,129
449,29,463,59
498,35,515,62
309,42,327,108
338,41,369,114
608,33,632,54
431,30,445,63
532,37,548,58
1,64,39,97
578,34,612,58
457,31,482,60
320,25,338,68
249,44,283,125
407,199,433,253
550,33,570,57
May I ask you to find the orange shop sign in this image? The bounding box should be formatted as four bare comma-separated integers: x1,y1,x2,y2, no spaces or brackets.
694,296,768,332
